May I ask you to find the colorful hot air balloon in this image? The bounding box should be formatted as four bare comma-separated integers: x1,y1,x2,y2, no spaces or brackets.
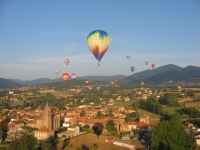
55,69,59,75
130,67,135,72
114,79,118,82
152,64,155,68
71,73,77,80
87,30,111,66
85,80,89,84
126,54,130,59
62,73,70,83
145,61,148,66
64,59,70,65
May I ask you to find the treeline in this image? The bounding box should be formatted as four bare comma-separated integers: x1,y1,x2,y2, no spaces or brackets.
138,98,163,115
178,107,200,118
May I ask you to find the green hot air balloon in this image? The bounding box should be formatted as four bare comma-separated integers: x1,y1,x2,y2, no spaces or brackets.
130,67,135,72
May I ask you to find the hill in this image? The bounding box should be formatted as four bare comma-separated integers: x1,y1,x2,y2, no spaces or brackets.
123,64,200,85
0,78,21,88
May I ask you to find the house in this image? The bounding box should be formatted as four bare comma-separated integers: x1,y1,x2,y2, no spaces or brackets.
57,126,80,141
7,119,25,138
34,128,54,140
105,138,114,143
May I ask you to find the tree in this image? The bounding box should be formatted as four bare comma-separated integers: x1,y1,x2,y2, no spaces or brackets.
38,138,52,150
8,134,38,150
151,119,197,150
187,90,195,98
106,120,117,134
96,111,103,118
80,109,86,117
158,93,178,106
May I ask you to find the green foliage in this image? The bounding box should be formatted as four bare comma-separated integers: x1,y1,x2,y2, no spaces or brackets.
0,117,10,133
138,98,163,115
151,119,197,150
159,93,178,106
187,90,195,98
8,134,38,150
58,127,67,133
0,147,6,150
96,111,103,118
80,109,86,117
38,138,52,150
106,120,117,134
21,126,37,133
178,107,200,118
83,124,90,129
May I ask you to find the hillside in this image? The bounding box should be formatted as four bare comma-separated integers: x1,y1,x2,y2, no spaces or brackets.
0,78,21,88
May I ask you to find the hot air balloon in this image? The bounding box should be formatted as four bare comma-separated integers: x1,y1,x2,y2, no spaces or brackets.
152,64,155,68
85,80,89,84
114,79,118,82
141,82,144,86
64,59,70,65
177,86,181,91
62,73,70,84
96,86,100,90
126,54,130,59
93,122,103,139
55,69,59,75
87,30,111,66
130,67,135,72
110,81,114,86
71,73,77,80
145,61,148,66
9,90,14,95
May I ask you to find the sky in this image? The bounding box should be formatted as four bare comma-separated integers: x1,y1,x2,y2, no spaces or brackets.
0,0,200,80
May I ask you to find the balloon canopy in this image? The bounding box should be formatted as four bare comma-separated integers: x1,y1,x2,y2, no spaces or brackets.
145,61,148,65
62,73,70,83
9,90,14,95
92,123,103,138
64,59,70,65
126,54,130,59
71,73,77,80
152,64,155,68
130,67,135,72
55,69,59,75
87,30,111,64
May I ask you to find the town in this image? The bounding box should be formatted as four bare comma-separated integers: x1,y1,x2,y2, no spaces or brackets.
0,80,200,150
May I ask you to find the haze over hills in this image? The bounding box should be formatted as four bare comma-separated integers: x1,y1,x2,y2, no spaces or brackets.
0,64,200,88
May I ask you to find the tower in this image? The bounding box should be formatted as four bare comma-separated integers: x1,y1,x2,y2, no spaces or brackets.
43,102,52,130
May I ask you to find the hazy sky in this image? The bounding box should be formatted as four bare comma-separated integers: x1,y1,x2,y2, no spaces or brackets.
0,1,200,80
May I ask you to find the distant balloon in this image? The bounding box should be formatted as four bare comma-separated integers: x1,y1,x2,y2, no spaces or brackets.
126,54,130,59
93,123,103,139
9,90,14,95
55,69,59,75
64,59,70,65
96,86,100,90
87,30,111,66
141,82,144,86
177,86,181,90
145,61,148,66
71,73,77,80
151,64,155,68
85,80,89,84
110,81,114,86
130,67,135,72
114,79,118,82
62,73,70,83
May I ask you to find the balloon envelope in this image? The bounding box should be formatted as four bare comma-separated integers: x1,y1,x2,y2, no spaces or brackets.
141,82,144,85
62,73,70,83
55,69,59,74
151,64,155,68
93,123,103,138
85,80,89,84
64,59,70,65
145,61,148,65
9,90,14,95
130,67,135,72
87,30,111,62
96,86,100,90
71,73,77,80
126,54,130,59
114,79,118,82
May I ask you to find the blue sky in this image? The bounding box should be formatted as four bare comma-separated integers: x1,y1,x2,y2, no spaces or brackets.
0,0,200,80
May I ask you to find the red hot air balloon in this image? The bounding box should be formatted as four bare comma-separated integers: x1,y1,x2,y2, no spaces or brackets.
152,64,155,68
62,73,70,84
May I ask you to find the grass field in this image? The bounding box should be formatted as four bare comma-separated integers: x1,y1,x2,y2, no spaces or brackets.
55,133,145,150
